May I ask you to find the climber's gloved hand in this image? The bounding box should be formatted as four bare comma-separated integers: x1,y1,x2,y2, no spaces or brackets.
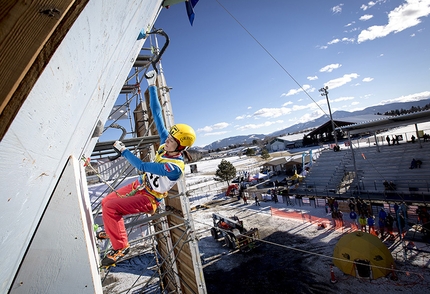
113,140,126,153
145,70,157,86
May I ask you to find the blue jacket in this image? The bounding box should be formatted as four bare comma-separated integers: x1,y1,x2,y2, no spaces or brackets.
122,85,183,182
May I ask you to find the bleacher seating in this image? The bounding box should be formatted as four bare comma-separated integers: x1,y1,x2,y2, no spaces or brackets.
296,142,430,203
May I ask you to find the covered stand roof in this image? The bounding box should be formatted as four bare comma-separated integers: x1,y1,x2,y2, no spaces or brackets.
263,155,309,167
337,110,430,135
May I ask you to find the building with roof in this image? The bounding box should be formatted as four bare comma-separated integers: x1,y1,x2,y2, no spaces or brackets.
268,133,305,152
303,115,390,146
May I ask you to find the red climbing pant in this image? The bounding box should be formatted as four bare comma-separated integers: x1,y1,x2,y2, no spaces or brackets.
101,180,157,250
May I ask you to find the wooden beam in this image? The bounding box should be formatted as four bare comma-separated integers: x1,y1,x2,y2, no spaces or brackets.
0,0,89,140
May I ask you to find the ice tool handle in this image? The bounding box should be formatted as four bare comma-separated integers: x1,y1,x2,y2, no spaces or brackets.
109,123,127,161
147,28,169,74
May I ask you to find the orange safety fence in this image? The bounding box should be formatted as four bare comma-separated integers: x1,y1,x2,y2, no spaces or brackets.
270,207,361,232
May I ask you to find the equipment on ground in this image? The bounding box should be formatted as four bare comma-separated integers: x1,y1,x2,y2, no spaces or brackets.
210,213,260,252
333,231,395,279
225,184,238,196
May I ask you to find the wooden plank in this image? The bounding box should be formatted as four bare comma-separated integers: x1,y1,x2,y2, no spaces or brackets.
9,157,101,293
0,0,89,140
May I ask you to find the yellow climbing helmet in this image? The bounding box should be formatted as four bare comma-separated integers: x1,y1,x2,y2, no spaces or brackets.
169,124,196,151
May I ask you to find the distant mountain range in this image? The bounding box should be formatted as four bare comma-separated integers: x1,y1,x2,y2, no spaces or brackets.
200,99,430,150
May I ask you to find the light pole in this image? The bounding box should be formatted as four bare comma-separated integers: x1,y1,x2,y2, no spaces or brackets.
319,86,338,147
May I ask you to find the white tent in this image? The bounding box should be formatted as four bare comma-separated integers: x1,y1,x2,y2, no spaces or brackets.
253,173,269,180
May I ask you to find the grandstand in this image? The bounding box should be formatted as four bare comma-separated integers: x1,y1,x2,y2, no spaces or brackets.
296,141,429,204
295,110,430,205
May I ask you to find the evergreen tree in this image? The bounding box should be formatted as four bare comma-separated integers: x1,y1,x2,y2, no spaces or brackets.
214,159,236,185
261,149,270,160
245,148,255,156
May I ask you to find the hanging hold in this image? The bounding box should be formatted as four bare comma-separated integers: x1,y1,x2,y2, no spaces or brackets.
146,28,169,74
108,123,127,161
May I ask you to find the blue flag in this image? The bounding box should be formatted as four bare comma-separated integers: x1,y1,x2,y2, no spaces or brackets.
185,0,199,25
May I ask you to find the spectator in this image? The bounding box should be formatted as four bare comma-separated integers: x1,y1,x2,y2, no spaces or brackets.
238,186,243,201
242,193,248,204
410,158,417,169
378,208,387,238
338,210,344,227
333,199,339,212
396,212,406,237
361,201,369,216
356,200,363,215
349,210,358,228
400,202,408,218
331,210,338,228
385,213,395,239
253,192,260,206
386,135,391,146
328,197,335,212
367,215,376,235
348,198,356,212
359,215,367,232
411,135,416,143
416,159,422,168
383,180,396,191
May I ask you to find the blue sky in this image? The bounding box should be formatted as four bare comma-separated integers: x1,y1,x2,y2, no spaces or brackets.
146,0,430,148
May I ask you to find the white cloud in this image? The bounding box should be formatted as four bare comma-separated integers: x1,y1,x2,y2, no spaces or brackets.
235,115,249,120
345,21,355,27
253,107,293,118
281,84,313,97
283,101,293,106
328,38,340,45
197,122,229,133
326,38,354,47
320,63,342,73
341,37,355,43
298,110,324,123
332,96,355,102
351,101,360,105
307,76,318,81
236,120,283,131
292,104,311,111
362,77,374,82
202,131,228,137
361,0,385,11
358,0,430,43
379,91,430,104
332,4,343,14
360,14,374,21
213,122,229,129
324,73,359,89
